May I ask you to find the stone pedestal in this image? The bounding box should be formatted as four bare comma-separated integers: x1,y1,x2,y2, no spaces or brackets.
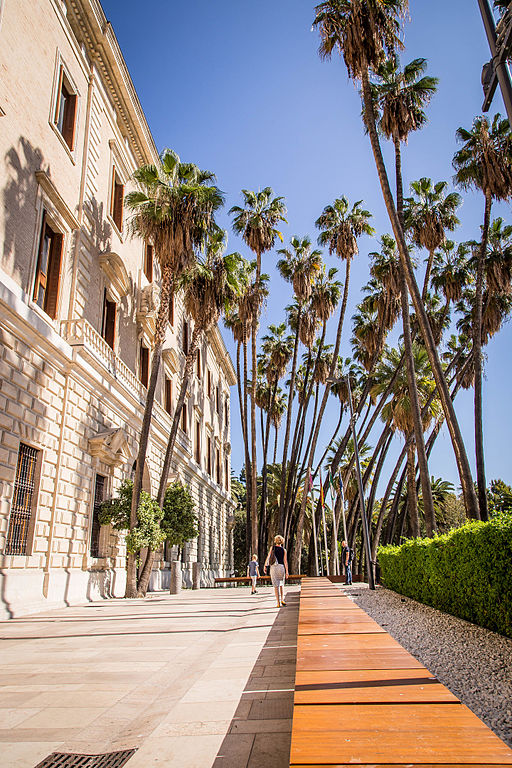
192,562,201,590
170,560,182,594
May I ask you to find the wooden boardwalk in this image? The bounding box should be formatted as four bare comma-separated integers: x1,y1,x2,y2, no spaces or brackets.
290,577,512,767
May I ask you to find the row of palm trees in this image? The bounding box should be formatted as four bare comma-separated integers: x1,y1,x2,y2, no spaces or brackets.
123,0,512,588
223,0,512,574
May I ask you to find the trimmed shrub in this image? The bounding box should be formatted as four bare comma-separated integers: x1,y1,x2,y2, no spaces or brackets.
378,512,512,637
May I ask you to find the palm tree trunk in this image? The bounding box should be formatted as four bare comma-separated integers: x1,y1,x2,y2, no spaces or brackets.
290,258,352,571
406,437,420,537
423,249,435,300
372,442,407,560
474,192,491,521
260,379,277,547
250,260,261,556
243,336,252,560
394,134,436,537
360,68,479,521
127,266,173,598
157,325,201,505
278,308,302,530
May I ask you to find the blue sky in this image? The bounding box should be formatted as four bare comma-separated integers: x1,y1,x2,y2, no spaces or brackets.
102,0,512,491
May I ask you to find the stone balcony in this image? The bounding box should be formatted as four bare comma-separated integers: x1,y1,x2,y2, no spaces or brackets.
61,318,147,404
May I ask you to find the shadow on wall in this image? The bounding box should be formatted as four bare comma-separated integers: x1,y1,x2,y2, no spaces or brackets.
3,137,46,289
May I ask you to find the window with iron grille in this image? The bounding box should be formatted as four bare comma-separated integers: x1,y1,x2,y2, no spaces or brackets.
90,474,105,558
5,444,40,555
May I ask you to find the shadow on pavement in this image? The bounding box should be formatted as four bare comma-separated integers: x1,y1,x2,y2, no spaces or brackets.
212,590,299,768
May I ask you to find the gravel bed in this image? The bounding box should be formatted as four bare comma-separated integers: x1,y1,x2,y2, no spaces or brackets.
347,585,512,747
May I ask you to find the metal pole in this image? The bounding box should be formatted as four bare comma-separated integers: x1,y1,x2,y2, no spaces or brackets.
346,375,375,590
320,495,330,576
478,0,512,123
331,482,341,576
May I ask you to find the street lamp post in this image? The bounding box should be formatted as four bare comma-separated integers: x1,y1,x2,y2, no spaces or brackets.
478,0,512,122
345,375,376,590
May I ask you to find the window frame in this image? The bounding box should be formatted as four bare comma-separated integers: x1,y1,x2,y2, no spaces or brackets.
195,419,201,465
164,376,173,415
181,402,188,435
49,55,80,159
110,165,124,234
139,343,149,388
5,443,42,556
101,288,117,350
89,473,106,558
33,211,64,320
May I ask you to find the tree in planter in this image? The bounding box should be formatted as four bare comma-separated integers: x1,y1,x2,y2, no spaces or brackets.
135,234,249,596
161,481,198,561
230,189,287,558
453,114,512,521
312,0,480,520
124,148,224,597
99,479,165,563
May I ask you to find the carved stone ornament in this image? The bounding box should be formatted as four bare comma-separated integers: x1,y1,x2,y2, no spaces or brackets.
224,442,231,455
89,428,130,467
136,282,160,337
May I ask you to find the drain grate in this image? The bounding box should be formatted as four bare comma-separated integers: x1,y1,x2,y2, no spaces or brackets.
34,749,137,768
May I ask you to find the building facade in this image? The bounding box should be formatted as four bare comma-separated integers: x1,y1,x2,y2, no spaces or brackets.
0,0,236,619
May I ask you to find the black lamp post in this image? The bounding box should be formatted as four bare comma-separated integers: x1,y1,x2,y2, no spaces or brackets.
478,0,512,122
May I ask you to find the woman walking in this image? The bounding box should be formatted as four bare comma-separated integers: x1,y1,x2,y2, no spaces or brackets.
264,535,289,608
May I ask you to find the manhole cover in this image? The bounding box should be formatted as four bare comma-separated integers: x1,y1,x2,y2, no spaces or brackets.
34,749,137,768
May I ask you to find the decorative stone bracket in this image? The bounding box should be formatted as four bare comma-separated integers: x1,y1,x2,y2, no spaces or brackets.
89,427,131,467
137,282,160,338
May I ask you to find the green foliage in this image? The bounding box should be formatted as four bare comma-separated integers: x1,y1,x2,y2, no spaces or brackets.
99,479,165,555
487,478,512,516
161,482,198,547
233,510,247,576
378,512,512,637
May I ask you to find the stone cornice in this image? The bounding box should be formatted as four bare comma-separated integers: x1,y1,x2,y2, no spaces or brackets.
208,326,236,387
65,0,159,167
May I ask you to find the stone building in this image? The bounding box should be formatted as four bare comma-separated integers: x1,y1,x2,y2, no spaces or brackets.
0,0,236,618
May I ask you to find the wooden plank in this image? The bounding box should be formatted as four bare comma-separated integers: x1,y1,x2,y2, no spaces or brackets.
298,633,403,650
294,668,459,705
290,704,512,765
296,648,424,671
290,764,512,767
298,622,386,636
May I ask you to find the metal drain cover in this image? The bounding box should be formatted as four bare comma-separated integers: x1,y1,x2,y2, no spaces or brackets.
34,749,137,768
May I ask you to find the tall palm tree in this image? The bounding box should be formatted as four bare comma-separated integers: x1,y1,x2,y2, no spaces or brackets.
371,55,440,537
453,114,512,520
290,196,373,573
372,345,441,537
230,189,287,555
276,236,323,529
136,234,248,595
312,0,480,521
124,148,223,597
404,178,461,298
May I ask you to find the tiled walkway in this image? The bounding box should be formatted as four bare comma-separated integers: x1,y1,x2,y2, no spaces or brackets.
0,586,299,768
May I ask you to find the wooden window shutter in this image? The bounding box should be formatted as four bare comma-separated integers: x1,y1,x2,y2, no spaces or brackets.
144,244,153,282
183,321,188,354
168,294,174,326
103,298,116,349
165,377,172,414
113,177,124,231
195,421,201,465
140,345,149,387
62,93,77,150
216,448,220,485
196,349,201,378
33,211,47,305
181,403,187,433
44,232,63,319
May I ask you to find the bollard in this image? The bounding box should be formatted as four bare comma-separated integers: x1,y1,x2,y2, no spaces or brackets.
192,562,201,590
170,560,182,594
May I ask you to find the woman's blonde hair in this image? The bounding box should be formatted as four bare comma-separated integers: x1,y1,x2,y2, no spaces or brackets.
274,535,285,546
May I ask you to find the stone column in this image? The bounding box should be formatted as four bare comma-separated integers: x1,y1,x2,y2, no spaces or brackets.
192,561,201,590
170,560,182,594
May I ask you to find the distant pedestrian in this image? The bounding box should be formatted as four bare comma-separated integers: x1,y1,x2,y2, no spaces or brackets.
264,535,289,608
247,554,260,594
342,540,353,585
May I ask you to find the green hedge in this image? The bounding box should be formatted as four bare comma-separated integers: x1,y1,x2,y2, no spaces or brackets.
378,512,512,637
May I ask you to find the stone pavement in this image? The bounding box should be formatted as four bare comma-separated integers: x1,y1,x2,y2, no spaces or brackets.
0,585,299,768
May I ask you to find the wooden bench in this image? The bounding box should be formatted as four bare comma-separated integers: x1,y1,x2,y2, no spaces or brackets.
289,576,512,767
214,575,302,587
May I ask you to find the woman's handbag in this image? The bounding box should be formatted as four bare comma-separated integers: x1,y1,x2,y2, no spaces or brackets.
268,546,276,567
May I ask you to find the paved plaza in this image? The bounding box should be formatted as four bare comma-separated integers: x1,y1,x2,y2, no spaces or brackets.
0,586,300,768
